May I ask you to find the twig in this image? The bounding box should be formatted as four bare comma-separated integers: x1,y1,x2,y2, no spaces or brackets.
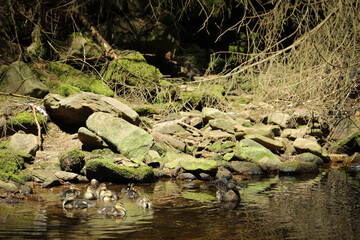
8,0,23,59
0,91,40,101
31,104,42,150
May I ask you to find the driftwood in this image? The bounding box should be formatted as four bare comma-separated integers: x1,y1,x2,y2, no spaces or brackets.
31,104,42,150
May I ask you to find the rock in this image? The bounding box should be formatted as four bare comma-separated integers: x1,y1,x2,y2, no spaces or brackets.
329,131,360,155
78,127,108,149
144,150,162,168
206,130,234,140
295,152,324,166
42,176,61,188
152,120,185,134
202,107,231,123
86,158,155,183
328,154,350,165
151,132,186,152
234,139,282,172
278,161,319,174
162,151,218,172
291,108,312,125
59,149,85,173
234,124,281,138
345,153,360,173
55,171,79,182
216,166,232,179
293,138,322,156
280,127,306,140
209,118,236,133
8,132,39,156
0,180,19,192
86,112,153,161
229,161,263,175
245,134,284,151
44,92,141,128
199,172,212,181
267,112,292,128
177,172,197,181
0,61,49,98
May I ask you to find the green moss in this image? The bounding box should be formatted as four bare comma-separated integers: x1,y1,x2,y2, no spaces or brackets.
0,141,9,149
59,149,85,173
47,62,113,97
0,149,25,182
86,158,155,182
7,111,47,127
179,84,225,108
102,52,163,87
133,105,160,116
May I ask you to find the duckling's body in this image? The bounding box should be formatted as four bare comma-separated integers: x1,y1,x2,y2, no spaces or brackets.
121,183,134,193
136,195,152,209
101,190,120,202
96,183,107,199
125,187,140,199
84,186,97,200
59,184,80,200
99,202,127,217
62,193,96,209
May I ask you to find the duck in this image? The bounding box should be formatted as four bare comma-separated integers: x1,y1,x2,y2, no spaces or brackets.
98,202,127,217
59,184,81,200
62,192,96,209
214,178,242,203
84,185,97,200
121,183,134,193
96,183,107,199
101,190,120,202
136,195,152,209
125,186,140,199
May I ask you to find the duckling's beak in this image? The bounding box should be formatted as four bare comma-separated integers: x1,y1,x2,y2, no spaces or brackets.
235,185,245,190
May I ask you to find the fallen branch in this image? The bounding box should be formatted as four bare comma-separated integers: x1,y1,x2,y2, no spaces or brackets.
31,104,42,150
0,92,41,101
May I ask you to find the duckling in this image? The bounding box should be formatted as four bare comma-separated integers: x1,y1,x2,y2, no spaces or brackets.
59,184,80,200
98,202,127,217
215,178,242,203
125,186,140,199
62,192,96,209
84,185,97,200
121,183,134,193
136,195,152,209
101,190,120,202
96,183,107,199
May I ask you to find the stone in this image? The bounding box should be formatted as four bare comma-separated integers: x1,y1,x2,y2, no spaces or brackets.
144,150,162,168
199,172,212,181
206,130,234,140
234,124,281,138
345,153,360,173
291,108,312,125
281,127,306,140
278,161,319,174
151,132,186,152
234,139,282,172
245,134,284,151
295,152,324,166
230,161,263,175
0,180,19,192
87,112,153,161
329,131,360,155
78,127,108,149
55,171,79,182
86,158,155,183
209,118,236,133
328,154,350,164
162,151,218,172
177,172,197,181
44,92,141,128
59,149,85,173
293,138,322,156
216,166,232,179
202,107,232,123
0,61,49,98
152,120,185,134
8,132,39,156
267,112,292,128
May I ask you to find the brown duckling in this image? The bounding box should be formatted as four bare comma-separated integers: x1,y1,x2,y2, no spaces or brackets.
84,185,97,200
98,202,127,217
125,186,140,199
101,190,120,202
136,195,152,209
96,183,107,199
62,192,96,209
59,184,80,200
121,183,134,193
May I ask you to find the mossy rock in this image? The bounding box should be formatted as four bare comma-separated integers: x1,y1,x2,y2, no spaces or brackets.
6,111,47,134
59,149,85,173
102,51,163,88
47,62,113,97
179,84,225,109
162,151,218,172
278,161,319,175
0,149,29,183
329,131,360,155
86,158,155,183
57,83,81,97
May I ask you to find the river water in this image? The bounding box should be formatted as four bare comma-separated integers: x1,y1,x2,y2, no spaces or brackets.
0,168,359,240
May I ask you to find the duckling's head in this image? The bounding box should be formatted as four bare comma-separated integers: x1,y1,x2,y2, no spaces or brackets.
104,190,113,197
64,192,77,201
115,202,127,212
99,183,107,191
87,185,94,192
69,184,79,190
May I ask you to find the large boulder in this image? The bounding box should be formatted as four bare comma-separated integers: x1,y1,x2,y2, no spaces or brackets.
8,132,39,156
0,61,49,98
86,158,155,183
278,161,319,174
234,139,282,172
293,138,322,156
245,134,284,151
59,149,85,173
86,112,153,161
44,92,140,128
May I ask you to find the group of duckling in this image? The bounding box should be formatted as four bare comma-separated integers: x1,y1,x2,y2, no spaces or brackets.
60,182,152,217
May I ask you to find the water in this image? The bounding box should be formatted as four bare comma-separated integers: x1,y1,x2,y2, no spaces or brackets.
1,168,360,240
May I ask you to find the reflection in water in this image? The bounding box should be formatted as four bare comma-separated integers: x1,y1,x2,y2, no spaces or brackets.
0,169,360,239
